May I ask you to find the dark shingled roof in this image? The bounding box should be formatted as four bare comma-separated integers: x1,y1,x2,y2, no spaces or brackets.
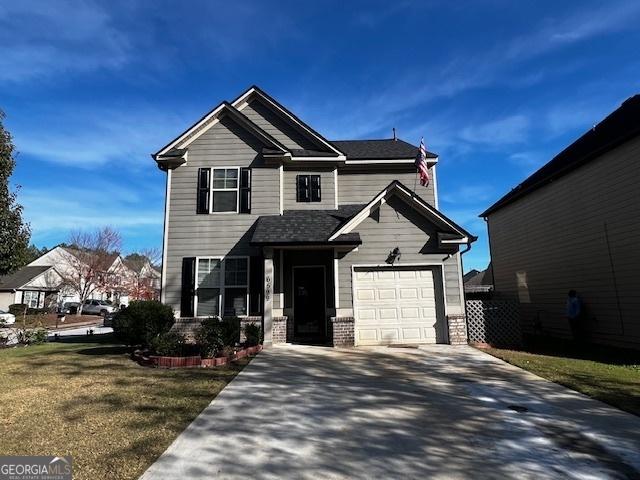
481,94,640,217
331,139,438,160
0,266,52,290
251,205,364,245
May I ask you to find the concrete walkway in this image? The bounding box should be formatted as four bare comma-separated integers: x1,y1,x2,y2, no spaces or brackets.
140,344,640,480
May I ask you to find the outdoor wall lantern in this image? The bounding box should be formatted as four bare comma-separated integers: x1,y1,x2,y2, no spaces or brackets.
386,247,401,265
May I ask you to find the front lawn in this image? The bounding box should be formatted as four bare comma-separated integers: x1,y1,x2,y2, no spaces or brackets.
0,335,248,480
481,337,640,416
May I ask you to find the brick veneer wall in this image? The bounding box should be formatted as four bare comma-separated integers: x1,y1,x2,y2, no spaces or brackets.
331,317,355,347
273,316,288,344
447,314,468,345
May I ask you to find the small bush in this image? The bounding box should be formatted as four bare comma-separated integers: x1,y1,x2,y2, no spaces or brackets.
195,318,224,358
112,300,174,347
17,328,47,345
150,331,186,356
8,304,27,316
244,323,261,347
220,317,240,347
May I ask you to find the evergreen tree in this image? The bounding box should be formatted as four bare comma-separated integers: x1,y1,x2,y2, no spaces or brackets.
0,110,31,275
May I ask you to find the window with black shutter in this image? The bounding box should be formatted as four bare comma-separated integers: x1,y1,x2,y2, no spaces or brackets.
296,174,321,202
196,168,210,214
240,167,251,213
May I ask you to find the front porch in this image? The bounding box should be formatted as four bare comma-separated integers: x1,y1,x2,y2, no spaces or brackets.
262,247,351,347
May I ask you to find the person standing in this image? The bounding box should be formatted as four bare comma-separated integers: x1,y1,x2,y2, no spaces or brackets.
566,290,583,341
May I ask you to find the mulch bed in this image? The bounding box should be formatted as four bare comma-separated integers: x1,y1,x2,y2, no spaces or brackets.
133,345,263,369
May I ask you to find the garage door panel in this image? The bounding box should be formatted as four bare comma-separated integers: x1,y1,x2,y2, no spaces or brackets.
358,329,378,342
354,267,441,345
357,310,378,324
380,328,399,342
399,288,418,299
402,328,422,340
400,307,419,319
357,289,376,301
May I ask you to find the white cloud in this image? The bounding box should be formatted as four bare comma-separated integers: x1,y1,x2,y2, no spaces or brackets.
441,185,495,205
20,182,163,248
10,105,187,168
459,115,530,146
0,0,131,82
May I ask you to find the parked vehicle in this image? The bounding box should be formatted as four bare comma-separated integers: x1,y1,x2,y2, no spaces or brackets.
0,310,16,325
59,302,80,315
82,299,117,316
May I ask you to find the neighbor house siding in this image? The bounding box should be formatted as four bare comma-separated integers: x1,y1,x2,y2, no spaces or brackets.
337,167,436,206
487,135,640,347
338,196,463,315
283,168,336,210
164,115,280,314
239,99,317,150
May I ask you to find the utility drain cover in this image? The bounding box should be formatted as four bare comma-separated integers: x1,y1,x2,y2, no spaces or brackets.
507,405,529,413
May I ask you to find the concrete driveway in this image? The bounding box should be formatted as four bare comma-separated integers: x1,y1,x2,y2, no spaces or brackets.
140,345,640,480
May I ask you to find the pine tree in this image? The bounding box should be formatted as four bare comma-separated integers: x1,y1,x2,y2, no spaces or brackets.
0,109,31,275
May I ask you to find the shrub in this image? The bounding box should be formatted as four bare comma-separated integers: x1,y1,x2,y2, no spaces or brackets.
220,317,240,347
150,331,186,356
9,304,48,316
244,323,261,347
112,300,174,346
17,328,47,345
8,304,27,316
195,318,224,358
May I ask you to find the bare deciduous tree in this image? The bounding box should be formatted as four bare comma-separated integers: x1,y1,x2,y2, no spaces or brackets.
123,247,161,301
58,227,122,314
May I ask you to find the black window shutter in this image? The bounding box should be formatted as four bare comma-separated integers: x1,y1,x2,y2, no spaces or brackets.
249,256,263,315
311,175,321,202
196,168,210,214
297,175,310,202
240,167,251,213
180,257,196,317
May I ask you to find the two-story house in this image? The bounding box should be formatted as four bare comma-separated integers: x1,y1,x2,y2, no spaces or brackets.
154,86,475,347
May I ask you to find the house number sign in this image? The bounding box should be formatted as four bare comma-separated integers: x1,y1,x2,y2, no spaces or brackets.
265,275,272,301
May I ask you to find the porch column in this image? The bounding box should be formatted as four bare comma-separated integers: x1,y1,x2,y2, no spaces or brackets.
263,248,274,347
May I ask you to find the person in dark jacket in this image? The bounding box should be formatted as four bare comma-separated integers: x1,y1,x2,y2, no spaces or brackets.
566,290,584,341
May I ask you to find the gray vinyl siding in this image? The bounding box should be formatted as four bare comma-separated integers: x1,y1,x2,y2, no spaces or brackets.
487,135,640,348
240,99,317,150
338,167,436,206
164,115,280,313
283,168,336,210
338,196,462,311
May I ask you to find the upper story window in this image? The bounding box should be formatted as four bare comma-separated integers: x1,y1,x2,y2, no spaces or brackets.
197,167,251,214
296,174,321,202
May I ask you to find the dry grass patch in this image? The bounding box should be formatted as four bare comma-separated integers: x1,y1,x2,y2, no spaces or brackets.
0,335,249,480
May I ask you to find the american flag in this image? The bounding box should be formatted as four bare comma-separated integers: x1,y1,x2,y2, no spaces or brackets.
415,137,430,187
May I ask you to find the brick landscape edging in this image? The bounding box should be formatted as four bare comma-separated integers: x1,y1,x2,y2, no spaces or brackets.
132,344,263,369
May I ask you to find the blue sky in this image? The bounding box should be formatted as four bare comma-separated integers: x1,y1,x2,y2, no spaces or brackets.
3,0,640,271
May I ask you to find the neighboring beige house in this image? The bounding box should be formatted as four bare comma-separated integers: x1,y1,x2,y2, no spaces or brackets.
481,94,640,348
0,266,63,311
154,85,476,347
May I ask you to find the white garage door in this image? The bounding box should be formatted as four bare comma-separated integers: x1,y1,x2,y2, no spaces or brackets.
353,267,442,345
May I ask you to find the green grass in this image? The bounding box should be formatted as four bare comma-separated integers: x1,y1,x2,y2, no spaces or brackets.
482,338,640,416
0,335,249,480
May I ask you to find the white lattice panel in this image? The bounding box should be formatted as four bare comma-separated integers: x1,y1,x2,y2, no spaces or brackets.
466,300,521,346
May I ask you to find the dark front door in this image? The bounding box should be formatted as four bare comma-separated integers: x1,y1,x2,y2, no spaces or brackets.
293,266,326,343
